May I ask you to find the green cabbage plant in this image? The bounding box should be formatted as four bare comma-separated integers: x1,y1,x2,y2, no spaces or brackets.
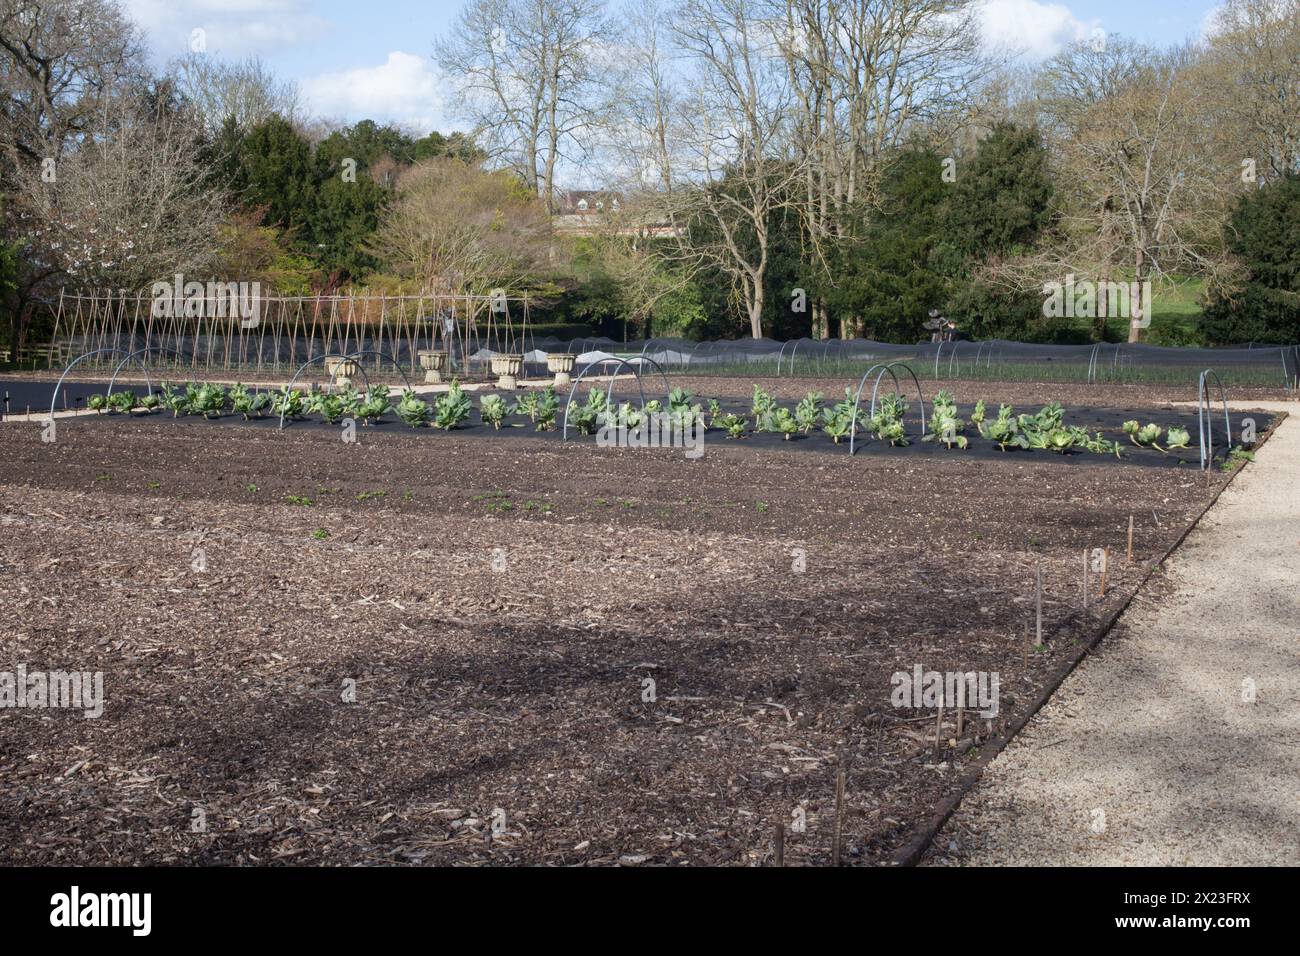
273,385,304,421
924,390,967,449
773,407,798,439
480,394,509,430
870,392,910,446
357,386,391,424
433,381,471,430
795,393,822,434
395,389,430,428
981,404,1028,451
1165,425,1191,450
751,384,777,430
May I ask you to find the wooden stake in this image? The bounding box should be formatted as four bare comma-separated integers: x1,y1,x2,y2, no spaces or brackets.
935,703,944,751
1035,562,1043,647
1127,515,1135,564
773,823,785,867
1099,547,1111,598
831,762,846,867
1022,624,1029,668
1082,548,1089,611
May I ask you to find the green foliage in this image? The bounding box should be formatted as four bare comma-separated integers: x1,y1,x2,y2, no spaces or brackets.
480,394,509,430
1016,403,1072,451
773,407,798,439
88,393,108,413
668,387,694,412
794,392,823,434
818,388,866,444
317,394,346,424
1084,432,1122,458
192,384,227,419
1202,174,1300,345
337,385,364,420
273,385,304,420
610,402,644,430
357,386,391,424
229,383,256,420
513,391,540,422
827,149,951,342
945,277,1059,342
1124,420,1165,451
980,404,1028,451
533,385,558,431
869,392,910,446
707,399,723,428
159,383,188,417
923,390,967,449
944,124,1055,262
107,390,137,415
567,387,608,435
433,381,472,430
820,407,852,444
226,116,317,236
396,389,430,428
751,384,777,430
717,413,747,439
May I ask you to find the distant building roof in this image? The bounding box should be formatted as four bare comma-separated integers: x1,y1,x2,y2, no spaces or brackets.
557,190,622,214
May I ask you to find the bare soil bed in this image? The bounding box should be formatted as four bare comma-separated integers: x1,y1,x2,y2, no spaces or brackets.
0,414,1250,865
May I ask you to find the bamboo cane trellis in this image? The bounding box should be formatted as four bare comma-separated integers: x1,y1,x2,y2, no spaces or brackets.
46,288,535,379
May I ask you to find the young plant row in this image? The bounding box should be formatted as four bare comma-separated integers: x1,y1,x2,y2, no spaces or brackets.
84,379,1199,457
677,385,1198,457
86,380,564,432
89,382,397,425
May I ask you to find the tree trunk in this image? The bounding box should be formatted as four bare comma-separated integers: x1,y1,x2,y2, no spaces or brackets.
1128,252,1145,343
1095,269,1110,342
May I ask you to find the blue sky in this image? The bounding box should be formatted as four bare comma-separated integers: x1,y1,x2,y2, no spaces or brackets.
121,0,1226,134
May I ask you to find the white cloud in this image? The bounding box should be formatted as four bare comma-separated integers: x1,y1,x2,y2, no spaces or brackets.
977,0,1101,61
302,52,446,134
1200,4,1228,39
122,0,327,60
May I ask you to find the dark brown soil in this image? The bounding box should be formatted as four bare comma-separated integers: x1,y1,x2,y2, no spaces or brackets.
0,416,1230,865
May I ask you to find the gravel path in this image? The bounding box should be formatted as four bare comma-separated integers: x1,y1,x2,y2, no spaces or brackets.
928,403,1300,866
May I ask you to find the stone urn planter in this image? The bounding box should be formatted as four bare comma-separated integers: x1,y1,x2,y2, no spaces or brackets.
325,356,361,387
418,349,449,384
546,352,576,388
490,353,524,390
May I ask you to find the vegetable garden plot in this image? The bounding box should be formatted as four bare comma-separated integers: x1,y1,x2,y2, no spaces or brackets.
0,418,1235,865
34,377,1273,472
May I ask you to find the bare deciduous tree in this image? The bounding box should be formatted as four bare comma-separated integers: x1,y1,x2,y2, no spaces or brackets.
436,0,613,212
762,0,991,337
1202,0,1300,183
0,0,143,171
1038,40,1225,342
13,93,227,293
664,0,802,339
171,53,302,136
